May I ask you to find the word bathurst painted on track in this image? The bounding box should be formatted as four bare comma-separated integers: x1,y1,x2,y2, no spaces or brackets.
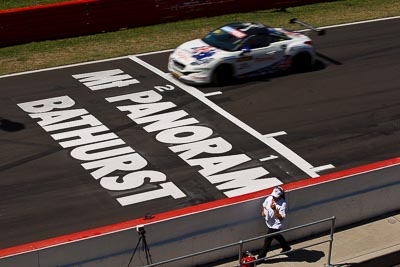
17,68,282,207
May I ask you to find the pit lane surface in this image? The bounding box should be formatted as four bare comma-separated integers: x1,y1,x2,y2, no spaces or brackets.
0,17,399,251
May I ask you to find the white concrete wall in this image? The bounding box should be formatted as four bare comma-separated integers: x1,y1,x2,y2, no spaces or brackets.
1,163,399,267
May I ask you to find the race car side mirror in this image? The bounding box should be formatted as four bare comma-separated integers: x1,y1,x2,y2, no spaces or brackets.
240,46,251,55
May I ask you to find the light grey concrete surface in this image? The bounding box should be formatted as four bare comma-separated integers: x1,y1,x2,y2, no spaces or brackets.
211,211,400,267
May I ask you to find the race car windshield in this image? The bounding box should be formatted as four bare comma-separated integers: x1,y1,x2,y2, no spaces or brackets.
202,27,246,51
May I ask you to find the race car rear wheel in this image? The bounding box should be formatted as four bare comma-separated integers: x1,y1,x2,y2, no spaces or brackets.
291,52,312,72
212,64,233,86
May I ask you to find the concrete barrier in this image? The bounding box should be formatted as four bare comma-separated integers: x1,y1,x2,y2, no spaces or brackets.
1,158,399,266
0,0,328,47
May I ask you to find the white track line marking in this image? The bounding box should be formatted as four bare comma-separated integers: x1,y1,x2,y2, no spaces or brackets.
264,131,287,138
0,56,132,78
311,164,335,173
130,56,332,178
297,16,400,33
320,16,400,30
260,155,278,162
203,91,223,97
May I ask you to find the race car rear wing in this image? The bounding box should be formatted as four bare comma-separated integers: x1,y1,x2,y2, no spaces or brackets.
289,18,326,36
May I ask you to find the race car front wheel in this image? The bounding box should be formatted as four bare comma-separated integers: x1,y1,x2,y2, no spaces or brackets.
291,52,312,72
212,64,233,86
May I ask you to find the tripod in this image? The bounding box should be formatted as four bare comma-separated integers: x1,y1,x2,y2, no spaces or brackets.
127,228,152,266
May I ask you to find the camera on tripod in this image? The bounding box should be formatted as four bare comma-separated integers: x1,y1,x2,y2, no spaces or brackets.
128,224,152,266
136,225,145,234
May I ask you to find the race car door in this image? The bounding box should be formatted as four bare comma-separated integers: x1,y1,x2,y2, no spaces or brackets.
235,34,286,76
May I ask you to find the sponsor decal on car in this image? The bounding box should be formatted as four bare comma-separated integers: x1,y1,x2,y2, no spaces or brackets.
191,46,216,60
236,56,253,62
175,50,190,61
221,26,247,39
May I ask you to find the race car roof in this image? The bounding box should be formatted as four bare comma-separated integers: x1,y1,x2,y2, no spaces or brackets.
222,22,272,36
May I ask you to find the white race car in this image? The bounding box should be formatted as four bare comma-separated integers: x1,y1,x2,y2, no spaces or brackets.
168,20,323,85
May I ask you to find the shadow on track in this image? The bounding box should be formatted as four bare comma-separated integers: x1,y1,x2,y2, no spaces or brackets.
198,58,328,91
0,118,25,132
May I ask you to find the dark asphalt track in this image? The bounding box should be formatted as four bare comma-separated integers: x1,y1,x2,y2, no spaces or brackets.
0,18,399,251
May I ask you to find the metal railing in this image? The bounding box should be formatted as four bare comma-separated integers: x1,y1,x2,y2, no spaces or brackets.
144,216,336,267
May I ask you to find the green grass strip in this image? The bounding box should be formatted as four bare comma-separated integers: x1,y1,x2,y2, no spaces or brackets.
1,0,68,10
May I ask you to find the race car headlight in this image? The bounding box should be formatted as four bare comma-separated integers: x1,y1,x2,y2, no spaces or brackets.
182,68,211,75
190,58,214,65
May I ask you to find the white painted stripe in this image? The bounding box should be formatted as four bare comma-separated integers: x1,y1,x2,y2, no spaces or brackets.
130,56,321,178
320,16,400,30
135,49,174,57
297,16,400,33
204,91,223,97
0,56,132,78
260,155,278,162
311,164,335,173
264,131,287,138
